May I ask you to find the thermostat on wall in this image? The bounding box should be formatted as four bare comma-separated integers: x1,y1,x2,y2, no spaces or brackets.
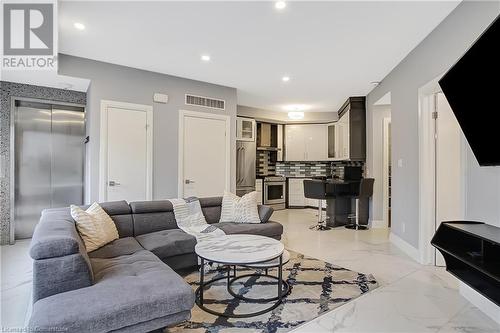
153,93,169,104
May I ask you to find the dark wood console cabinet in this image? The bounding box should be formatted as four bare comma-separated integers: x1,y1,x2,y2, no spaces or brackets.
431,221,500,306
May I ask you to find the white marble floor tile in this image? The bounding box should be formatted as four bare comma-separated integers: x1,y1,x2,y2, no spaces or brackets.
1,239,33,329
437,303,500,333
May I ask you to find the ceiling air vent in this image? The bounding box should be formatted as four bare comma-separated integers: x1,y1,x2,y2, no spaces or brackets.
185,94,225,110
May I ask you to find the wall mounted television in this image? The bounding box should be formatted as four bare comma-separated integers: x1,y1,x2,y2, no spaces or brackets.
439,14,500,166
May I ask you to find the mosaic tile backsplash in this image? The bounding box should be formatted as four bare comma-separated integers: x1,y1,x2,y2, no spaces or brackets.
276,161,364,178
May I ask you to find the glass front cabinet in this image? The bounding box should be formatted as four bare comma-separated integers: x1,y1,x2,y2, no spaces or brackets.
236,117,256,142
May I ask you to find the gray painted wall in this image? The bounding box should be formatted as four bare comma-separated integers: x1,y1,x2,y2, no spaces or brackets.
0,81,86,245
238,105,338,123
366,1,500,248
464,144,500,228
58,55,237,202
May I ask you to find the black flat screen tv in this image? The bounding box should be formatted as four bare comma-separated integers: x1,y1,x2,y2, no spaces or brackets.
439,14,500,166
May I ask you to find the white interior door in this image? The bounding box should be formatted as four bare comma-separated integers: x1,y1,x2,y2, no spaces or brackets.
435,92,463,266
101,102,152,202
181,111,229,198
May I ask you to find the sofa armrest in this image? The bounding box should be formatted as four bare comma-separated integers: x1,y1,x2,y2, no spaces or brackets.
29,208,94,303
29,209,82,260
258,205,274,223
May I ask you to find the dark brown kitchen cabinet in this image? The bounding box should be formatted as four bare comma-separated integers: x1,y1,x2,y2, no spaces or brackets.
328,96,366,161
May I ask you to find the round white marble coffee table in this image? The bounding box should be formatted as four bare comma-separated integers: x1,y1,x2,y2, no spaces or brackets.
194,234,290,318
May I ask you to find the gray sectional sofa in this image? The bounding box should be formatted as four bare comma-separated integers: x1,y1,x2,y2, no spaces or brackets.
28,197,282,333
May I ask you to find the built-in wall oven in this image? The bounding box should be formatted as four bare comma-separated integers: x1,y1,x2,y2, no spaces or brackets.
263,176,286,210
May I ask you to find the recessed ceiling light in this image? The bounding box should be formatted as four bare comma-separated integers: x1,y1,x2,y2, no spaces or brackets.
288,111,304,120
283,104,310,112
73,22,85,30
370,81,381,86
275,1,286,10
201,54,211,62
282,76,290,82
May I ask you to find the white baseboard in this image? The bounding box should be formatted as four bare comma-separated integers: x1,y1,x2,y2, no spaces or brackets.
459,282,500,324
389,232,421,263
370,220,386,228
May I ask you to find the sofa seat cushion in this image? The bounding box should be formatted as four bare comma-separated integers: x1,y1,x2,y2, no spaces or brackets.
88,237,144,259
135,229,197,260
213,221,283,238
30,250,194,333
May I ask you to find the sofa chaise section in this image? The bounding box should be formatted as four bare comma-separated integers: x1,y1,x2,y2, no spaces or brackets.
30,250,194,333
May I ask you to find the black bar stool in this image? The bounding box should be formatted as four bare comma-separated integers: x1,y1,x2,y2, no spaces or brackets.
345,178,374,230
303,179,331,231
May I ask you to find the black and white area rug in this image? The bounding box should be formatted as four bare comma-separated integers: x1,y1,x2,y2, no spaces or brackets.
166,251,378,333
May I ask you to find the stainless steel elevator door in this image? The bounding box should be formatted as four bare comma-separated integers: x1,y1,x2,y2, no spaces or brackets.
14,101,85,239
51,107,85,208
15,103,52,239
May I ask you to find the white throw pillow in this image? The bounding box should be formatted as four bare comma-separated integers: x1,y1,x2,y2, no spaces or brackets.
70,203,119,252
219,191,261,224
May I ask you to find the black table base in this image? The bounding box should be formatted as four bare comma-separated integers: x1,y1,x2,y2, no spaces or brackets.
345,224,369,230
227,273,290,302
195,256,290,318
309,223,331,231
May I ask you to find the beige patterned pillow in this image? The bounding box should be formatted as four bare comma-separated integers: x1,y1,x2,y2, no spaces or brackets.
70,203,119,252
219,191,261,224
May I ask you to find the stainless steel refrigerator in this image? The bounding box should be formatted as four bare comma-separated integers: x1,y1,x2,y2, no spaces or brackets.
236,140,256,196
13,99,85,239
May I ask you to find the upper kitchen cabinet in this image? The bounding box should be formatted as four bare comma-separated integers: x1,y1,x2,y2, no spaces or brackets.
327,110,349,160
277,124,284,161
285,125,305,161
328,97,366,161
236,117,256,141
285,124,327,161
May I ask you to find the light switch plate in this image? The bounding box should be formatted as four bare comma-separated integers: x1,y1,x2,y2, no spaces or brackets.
398,159,403,168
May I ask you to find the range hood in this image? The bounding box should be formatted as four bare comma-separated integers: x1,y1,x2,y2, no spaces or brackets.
257,123,279,149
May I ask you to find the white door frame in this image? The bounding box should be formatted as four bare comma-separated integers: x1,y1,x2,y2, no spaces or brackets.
418,75,466,265
99,100,153,202
382,117,391,228
178,110,231,198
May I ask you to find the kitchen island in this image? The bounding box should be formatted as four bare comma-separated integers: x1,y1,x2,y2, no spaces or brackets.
323,178,365,227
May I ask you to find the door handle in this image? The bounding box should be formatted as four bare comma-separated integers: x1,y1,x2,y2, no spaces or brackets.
185,179,195,184
240,147,246,183
236,147,242,184
109,180,121,187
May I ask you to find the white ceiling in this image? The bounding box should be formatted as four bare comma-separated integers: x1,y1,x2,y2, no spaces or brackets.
58,1,460,112
1,71,90,92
